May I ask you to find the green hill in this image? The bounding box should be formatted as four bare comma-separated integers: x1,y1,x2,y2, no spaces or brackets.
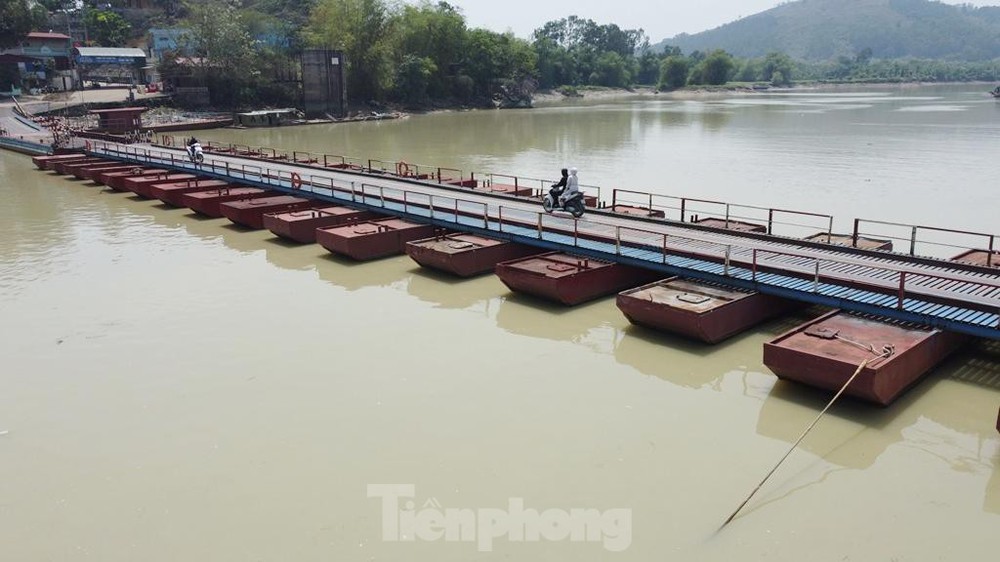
655,0,1000,61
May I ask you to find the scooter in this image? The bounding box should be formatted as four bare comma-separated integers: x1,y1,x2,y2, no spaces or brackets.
543,186,585,218
186,142,204,164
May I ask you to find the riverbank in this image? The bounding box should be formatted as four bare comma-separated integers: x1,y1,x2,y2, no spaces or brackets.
8,80,995,143
533,80,1000,104
532,84,784,104
533,86,657,104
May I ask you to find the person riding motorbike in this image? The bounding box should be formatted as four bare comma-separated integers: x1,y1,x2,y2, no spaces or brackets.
549,168,568,201
560,167,580,207
543,166,584,217
186,137,202,161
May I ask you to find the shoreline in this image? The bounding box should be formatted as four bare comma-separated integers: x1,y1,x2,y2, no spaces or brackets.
6,80,994,139
532,80,999,104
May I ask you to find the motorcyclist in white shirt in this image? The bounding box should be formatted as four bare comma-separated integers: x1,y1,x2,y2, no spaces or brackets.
560,167,580,207
186,137,203,162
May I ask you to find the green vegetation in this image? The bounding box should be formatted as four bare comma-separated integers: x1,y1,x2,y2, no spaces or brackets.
161,2,654,108
184,1,257,106
0,0,48,49
796,56,1000,83
301,0,537,107
84,9,131,47
32,0,995,109
531,15,648,89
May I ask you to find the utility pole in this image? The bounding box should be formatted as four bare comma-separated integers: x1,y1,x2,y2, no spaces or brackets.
63,2,78,91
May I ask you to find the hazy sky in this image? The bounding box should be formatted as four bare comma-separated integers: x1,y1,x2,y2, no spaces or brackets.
444,0,999,43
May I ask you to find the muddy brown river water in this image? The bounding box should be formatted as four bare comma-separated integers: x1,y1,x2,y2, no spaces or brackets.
1,84,998,561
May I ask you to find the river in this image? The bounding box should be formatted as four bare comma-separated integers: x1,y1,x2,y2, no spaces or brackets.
1,84,997,561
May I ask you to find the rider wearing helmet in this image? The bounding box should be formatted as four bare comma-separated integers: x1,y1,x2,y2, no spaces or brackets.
550,168,568,200
560,167,579,206
186,137,200,160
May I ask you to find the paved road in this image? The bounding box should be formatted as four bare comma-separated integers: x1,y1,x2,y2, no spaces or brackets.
1,89,168,142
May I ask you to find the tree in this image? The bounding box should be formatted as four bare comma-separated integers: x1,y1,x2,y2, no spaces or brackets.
532,15,645,88
393,55,435,104
392,1,466,99
184,0,258,107
84,9,131,47
634,51,661,85
0,0,47,50
693,49,734,85
303,0,396,102
533,36,576,88
461,29,535,101
591,51,629,87
855,47,873,66
658,55,689,90
761,51,794,85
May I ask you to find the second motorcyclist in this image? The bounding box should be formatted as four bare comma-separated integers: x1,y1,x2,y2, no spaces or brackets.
549,168,568,202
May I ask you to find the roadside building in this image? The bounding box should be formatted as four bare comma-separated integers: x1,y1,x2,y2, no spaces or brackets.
74,47,148,88
89,106,149,133
0,32,74,93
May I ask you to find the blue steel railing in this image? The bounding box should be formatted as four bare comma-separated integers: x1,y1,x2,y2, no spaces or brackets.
89,141,1000,339
182,136,1000,258
193,137,606,205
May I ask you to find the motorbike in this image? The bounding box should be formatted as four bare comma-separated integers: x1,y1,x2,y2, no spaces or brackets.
186,142,204,164
542,185,585,218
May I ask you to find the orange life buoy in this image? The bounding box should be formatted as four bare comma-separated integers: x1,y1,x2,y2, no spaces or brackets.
162,136,172,147
84,140,92,151
396,161,410,176
290,172,302,189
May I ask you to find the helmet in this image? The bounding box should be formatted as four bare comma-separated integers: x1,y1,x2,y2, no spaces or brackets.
569,167,577,175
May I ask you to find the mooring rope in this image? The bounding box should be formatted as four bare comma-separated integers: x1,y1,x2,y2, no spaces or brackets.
834,333,896,358
720,344,896,528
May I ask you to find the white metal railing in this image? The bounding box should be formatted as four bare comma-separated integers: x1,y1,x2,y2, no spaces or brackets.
89,140,1000,326
611,188,835,240
853,218,999,263
153,135,1000,266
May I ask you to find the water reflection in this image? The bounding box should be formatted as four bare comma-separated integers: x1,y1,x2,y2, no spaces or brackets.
0,154,113,292
405,268,506,311
988,457,1000,515
756,378,925,471
311,253,412,292
612,324,736,390
213,102,662,166
257,238,328,271
102,188,513,306
90,190,279,260
756,341,1000,516
0,168,70,254
493,293,621,353
946,340,1000,392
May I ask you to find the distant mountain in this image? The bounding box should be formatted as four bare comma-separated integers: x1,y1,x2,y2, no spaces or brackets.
654,0,1000,61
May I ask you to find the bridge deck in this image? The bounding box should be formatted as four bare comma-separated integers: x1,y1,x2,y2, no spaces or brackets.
88,141,1000,340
